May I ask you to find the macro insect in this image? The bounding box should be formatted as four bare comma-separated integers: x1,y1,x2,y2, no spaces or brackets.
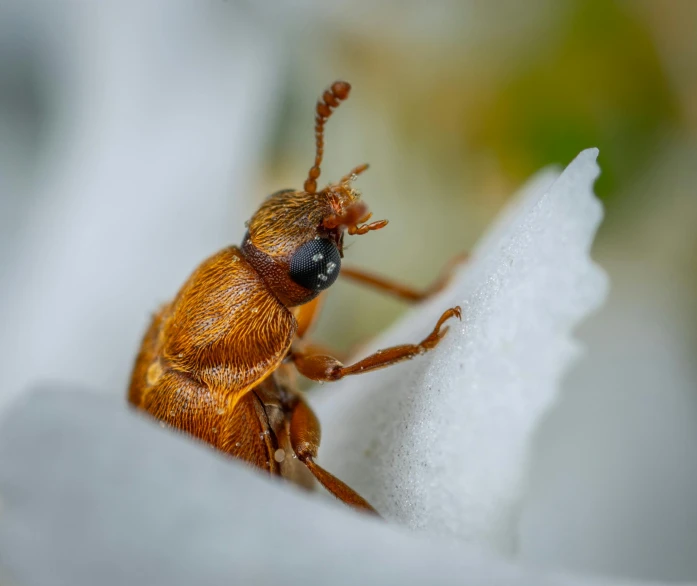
128,81,462,514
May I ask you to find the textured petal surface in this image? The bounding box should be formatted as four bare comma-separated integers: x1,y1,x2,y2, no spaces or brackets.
313,148,608,554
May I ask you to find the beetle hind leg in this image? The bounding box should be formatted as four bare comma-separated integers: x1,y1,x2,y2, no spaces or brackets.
289,397,379,516
304,459,378,515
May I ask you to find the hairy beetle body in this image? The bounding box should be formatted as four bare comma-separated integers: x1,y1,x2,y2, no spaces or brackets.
128,81,462,515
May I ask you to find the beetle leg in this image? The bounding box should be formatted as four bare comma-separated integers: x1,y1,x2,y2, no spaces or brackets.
289,396,379,515
290,306,461,381
338,162,369,185
290,294,351,361
341,252,469,303
293,293,325,339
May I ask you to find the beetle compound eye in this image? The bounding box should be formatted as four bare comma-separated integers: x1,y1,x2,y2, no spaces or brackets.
289,239,341,291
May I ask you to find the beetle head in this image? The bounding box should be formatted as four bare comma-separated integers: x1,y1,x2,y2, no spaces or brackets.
243,166,385,306
242,81,386,307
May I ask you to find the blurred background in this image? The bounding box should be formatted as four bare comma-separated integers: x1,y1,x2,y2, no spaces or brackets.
0,0,696,582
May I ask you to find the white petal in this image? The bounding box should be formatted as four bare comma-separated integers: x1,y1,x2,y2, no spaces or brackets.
313,148,608,554
0,388,637,586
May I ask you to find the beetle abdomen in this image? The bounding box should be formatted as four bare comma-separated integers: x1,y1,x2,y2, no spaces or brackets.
128,302,279,472
128,245,299,470
135,246,295,405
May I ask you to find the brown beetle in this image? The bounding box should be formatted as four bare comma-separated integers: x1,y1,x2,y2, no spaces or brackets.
128,81,462,514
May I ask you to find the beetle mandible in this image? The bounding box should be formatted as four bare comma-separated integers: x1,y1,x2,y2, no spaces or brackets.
128,81,462,515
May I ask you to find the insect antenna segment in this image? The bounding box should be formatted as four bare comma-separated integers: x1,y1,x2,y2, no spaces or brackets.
304,81,352,195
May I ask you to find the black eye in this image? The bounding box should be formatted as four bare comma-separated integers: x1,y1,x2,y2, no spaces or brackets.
289,239,341,291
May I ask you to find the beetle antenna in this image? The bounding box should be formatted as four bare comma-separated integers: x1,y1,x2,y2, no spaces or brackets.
304,81,352,195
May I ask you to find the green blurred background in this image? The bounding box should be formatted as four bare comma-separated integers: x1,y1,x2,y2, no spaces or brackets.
258,0,696,353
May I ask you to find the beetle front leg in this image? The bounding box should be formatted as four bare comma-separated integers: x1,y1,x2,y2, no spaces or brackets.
290,306,461,382
293,293,325,339
289,396,379,515
340,252,469,303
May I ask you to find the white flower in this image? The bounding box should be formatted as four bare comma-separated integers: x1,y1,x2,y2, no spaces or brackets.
1,148,632,586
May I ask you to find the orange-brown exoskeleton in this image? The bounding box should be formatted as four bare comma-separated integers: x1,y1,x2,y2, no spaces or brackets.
128,81,462,515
